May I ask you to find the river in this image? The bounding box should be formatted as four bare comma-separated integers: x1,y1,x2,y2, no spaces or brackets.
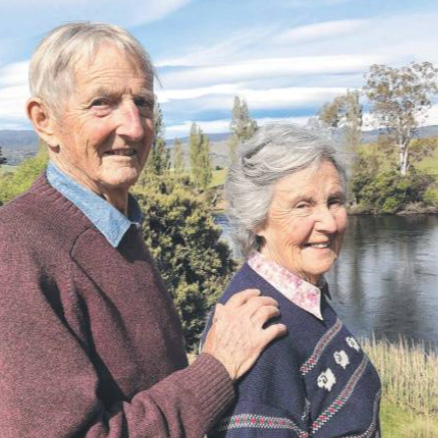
214,214,438,349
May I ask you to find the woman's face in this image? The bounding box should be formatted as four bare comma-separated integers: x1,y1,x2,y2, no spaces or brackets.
257,160,347,284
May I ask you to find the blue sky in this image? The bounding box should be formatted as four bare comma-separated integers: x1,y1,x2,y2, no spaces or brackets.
1,0,438,138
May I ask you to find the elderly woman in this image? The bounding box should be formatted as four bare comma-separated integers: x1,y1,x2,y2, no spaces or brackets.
205,125,381,437
0,23,286,437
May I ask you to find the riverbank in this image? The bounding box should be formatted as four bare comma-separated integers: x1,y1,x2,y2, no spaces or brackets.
348,203,438,215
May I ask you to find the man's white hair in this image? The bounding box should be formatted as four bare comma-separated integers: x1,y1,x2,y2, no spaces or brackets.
29,22,155,115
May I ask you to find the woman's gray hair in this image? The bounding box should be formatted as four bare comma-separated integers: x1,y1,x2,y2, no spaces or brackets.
226,123,347,256
29,22,154,115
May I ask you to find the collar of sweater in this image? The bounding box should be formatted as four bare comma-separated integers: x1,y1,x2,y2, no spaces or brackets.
248,251,327,320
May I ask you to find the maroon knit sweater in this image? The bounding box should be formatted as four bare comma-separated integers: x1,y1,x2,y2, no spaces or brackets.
0,175,234,437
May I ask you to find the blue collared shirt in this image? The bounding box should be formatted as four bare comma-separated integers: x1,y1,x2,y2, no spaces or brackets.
46,161,142,247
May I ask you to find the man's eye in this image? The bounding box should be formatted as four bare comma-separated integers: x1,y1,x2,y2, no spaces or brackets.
134,97,153,109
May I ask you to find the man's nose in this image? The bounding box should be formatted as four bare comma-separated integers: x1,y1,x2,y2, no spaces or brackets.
115,100,146,142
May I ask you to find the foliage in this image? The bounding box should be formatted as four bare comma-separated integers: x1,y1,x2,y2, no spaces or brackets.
145,103,170,177
423,186,438,206
364,62,438,175
189,123,213,191
319,90,363,152
0,144,6,167
229,96,258,162
172,137,185,176
132,181,236,350
351,156,433,213
0,141,48,206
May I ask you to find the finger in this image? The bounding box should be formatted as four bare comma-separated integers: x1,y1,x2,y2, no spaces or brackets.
241,296,280,318
225,289,261,307
213,303,224,321
251,305,281,327
261,323,288,344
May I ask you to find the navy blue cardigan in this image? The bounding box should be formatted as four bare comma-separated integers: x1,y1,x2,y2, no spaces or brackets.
204,263,381,438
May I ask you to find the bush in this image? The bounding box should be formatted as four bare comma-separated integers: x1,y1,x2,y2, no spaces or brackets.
133,180,236,350
0,146,48,205
352,162,434,213
423,186,438,206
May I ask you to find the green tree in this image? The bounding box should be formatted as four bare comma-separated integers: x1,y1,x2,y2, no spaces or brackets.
318,90,363,152
198,133,213,191
189,123,201,188
364,62,438,175
146,102,170,177
229,96,258,161
172,137,185,177
189,123,212,190
133,181,236,350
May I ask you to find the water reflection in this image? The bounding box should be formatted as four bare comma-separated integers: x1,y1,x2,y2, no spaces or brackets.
215,214,438,348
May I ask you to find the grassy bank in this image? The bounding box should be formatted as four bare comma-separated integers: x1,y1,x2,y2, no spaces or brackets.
361,337,438,437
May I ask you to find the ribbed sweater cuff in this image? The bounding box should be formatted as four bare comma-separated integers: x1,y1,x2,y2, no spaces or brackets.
184,353,235,427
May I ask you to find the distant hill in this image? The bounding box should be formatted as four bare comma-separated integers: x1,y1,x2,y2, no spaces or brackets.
2,126,438,167
0,130,39,165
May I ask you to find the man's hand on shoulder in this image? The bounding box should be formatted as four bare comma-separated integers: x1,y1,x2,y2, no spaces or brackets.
202,289,287,381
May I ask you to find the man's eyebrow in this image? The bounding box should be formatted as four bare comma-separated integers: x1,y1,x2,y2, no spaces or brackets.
85,87,154,98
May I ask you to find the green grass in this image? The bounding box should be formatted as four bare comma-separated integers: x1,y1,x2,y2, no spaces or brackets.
381,402,438,437
0,164,18,175
416,148,438,177
362,337,438,437
209,168,227,188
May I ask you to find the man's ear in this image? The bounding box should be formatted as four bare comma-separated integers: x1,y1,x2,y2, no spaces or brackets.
26,98,59,149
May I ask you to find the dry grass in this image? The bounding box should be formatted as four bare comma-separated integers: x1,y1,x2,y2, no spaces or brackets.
361,336,438,416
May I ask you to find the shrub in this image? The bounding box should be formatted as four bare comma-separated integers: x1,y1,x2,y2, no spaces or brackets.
133,180,236,350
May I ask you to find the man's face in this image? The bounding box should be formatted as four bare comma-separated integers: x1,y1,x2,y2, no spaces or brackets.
51,44,154,196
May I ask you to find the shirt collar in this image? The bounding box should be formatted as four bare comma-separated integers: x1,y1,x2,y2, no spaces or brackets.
248,251,327,320
46,161,142,247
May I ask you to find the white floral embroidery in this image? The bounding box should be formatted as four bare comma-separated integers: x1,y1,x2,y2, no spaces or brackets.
334,350,350,369
346,336,361,352
317,368,336,391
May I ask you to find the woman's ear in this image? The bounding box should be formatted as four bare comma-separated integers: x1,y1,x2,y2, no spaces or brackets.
26,98,59,149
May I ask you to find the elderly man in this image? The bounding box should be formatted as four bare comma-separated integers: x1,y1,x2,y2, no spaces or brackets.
0,23,286,437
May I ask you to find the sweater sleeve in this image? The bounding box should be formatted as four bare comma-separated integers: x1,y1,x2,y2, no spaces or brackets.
0,235,234,438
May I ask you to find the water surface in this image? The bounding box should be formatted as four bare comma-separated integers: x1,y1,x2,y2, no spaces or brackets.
215,214,438,348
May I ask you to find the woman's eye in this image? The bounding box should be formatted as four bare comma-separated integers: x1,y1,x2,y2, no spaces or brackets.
329,198,345,207
91,98,110,107
295,203,310,209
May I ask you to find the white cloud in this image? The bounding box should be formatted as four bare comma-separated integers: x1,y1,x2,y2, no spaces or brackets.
0,0,192,40
160,55,382,89
0,85,29,120
165,115,312,138
166,119,231,138
155,26,278,67
157,84,241,102
0,61,29,87
274,19,368,44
